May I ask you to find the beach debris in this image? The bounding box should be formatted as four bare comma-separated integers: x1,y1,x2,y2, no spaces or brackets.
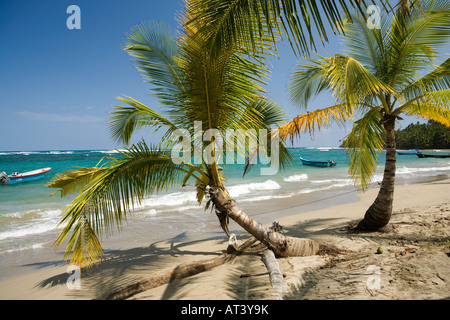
376,247,383,254
240,271,287,278
240,271,270,278
317,243,351,256
399,247,416,256
261,249,284,299
269,220,284,233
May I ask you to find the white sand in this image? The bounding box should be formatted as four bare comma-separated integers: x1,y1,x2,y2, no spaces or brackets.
1,179,449,300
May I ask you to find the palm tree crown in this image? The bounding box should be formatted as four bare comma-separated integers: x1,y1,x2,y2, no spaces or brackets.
48,0,295,266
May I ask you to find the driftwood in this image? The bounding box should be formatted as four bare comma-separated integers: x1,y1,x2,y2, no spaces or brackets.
103,236,259,300
240,271,271,278
261,249,284,299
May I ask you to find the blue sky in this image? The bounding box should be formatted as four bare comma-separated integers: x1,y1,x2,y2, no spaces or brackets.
0,1,443,151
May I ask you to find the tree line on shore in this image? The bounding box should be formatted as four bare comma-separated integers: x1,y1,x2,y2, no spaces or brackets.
395,121,450,150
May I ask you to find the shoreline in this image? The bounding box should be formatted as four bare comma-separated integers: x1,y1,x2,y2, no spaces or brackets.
0,176,449,299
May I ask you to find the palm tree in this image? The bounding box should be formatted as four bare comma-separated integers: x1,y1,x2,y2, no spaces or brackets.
48,1,318,267
279,1,450,231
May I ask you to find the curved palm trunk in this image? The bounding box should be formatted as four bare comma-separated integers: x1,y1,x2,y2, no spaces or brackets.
209,184,319,257
357,116,397,231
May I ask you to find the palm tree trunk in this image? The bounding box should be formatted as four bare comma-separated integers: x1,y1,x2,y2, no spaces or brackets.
357,116,397,231
209,184,319,257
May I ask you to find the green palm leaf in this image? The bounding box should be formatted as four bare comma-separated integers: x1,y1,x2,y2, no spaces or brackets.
50,141,206,266
124,21,185,105
189,0,392,57
110,95,179,146
342,109,385,190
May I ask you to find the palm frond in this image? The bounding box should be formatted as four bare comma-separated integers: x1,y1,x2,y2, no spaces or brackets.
341,12,392,79
401,99,450,128
342,109,385,190
401,58,450,102
48,166,105,198
327,54,397,108
50,141,205,266
189,0,392,57
278,104,353,143
124,21,185,104
175,5,270,133
109,95,179,146
289,55,332,109
387,1,450,89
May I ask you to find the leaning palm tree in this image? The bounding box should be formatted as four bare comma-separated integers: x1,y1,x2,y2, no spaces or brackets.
48,1,318,267
279,1,450,231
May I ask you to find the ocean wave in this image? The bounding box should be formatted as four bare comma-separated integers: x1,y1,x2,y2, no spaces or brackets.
396,165,450,175
140,191,197,209
228,180,281,198
283,174,308,182
0,220,58,241
48,151,74,155
92,149,127,154
2,209,61,220
0,151,39,156
240,193,293,203
310,178,353,186
2,242,46,254
0,209,62,241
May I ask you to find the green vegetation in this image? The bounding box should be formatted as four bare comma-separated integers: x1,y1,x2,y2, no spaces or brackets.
396,121,450,149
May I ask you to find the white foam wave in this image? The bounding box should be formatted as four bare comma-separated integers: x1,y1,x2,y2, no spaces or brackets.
228,180,281,198
310,178,353,186
0,209,62,241
240,193,293,203
2,242,46,254
140,191,197,209
48,151,74,155
283,174,308,182
93,149,127,154
0,221,58,240
3,209,61,220
396,165,450,175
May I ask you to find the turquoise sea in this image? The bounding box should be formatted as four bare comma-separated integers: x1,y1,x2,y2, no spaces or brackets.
1,147,449,276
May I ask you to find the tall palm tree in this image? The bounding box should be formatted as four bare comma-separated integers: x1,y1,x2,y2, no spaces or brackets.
48,1,318,267
279,1,450,231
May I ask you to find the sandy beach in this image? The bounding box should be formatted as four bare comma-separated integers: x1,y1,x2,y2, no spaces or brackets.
0,177,449,300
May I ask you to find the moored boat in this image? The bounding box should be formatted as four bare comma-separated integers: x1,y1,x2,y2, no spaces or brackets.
300,157,336,167
0,168,51,184
397,149,419,155
416,152,450,158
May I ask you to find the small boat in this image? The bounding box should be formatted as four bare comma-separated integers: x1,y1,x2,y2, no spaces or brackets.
416,152,450,159
0,168,51,185
300,157,336,167
397,149,419,155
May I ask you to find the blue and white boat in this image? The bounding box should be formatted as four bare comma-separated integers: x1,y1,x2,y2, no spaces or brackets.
300,157,336,167
397,149,419,155
0,168,51,184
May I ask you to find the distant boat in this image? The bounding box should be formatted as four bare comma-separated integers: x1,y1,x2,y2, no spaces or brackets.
0,168,51,185
397,149,419,155
300,157,336,167
416,152,450,159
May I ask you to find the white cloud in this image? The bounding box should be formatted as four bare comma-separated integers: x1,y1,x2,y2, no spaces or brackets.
17,111,105,123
